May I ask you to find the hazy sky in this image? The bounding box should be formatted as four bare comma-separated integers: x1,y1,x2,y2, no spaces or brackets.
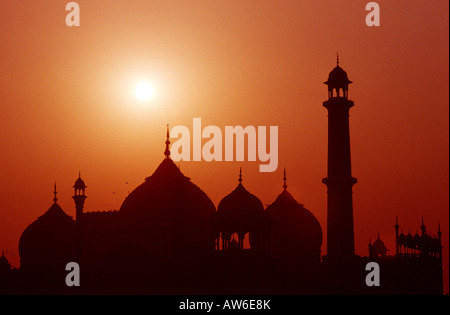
0,1,448,292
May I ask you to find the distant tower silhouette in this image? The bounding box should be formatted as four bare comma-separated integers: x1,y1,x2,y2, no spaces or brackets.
322,56,357,259
395,216,400,255
420,216,426,235
73,173,86,262
53,182,58,203
164,124,171,159
73,172,87,222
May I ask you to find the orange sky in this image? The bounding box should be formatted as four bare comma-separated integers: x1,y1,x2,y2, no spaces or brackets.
0,1,448,293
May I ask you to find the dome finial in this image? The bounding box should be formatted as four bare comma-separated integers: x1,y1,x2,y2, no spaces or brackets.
283,168,287,191
238,167,243,184
164,124,171,159
53,182,58,203
337,52,340,66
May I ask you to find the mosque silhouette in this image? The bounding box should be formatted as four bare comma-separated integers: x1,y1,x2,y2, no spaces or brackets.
0,60,443,295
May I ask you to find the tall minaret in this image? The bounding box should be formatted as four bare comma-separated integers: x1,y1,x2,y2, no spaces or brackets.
322,56,357,260
73,173,86,262
73,172,87,222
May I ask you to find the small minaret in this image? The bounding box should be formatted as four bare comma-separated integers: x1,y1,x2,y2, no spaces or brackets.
420,216,426,236
164,124,171,159
53,182,58,203
73,173,86,263
283,168,287,191
322,56,357,260
395,216,400,255
72,172,87,222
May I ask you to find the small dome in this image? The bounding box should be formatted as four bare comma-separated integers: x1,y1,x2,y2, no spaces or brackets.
217,182,264,218
73,173,86,190
19,202,76,269
325,65,351,85
373,237,387,252
372,234,388,257
406,232,413,241
324,57,352,90
216,171,268,250
266,190,322,259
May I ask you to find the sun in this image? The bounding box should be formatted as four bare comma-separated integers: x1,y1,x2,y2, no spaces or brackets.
135,82,154,101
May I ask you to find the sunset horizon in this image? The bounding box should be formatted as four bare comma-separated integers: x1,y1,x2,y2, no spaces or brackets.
0,1,448,296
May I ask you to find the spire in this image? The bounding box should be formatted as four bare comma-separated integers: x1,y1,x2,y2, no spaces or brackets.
336,52,340,66
238,167,243,184
283,168,287,191
164,124,171,159
421,216,426,235
53,183,58,203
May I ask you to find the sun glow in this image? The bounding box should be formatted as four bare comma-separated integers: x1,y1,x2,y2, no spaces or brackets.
135,82,154,101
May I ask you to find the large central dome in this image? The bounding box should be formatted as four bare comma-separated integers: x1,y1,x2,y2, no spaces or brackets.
115,133,216,265
119,158,215,221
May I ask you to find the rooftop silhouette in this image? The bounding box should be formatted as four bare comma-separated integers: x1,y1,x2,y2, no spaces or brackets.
0,60,443,295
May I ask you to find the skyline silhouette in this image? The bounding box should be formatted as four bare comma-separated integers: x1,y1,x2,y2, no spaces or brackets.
0,61,445,295
0,1,448,294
